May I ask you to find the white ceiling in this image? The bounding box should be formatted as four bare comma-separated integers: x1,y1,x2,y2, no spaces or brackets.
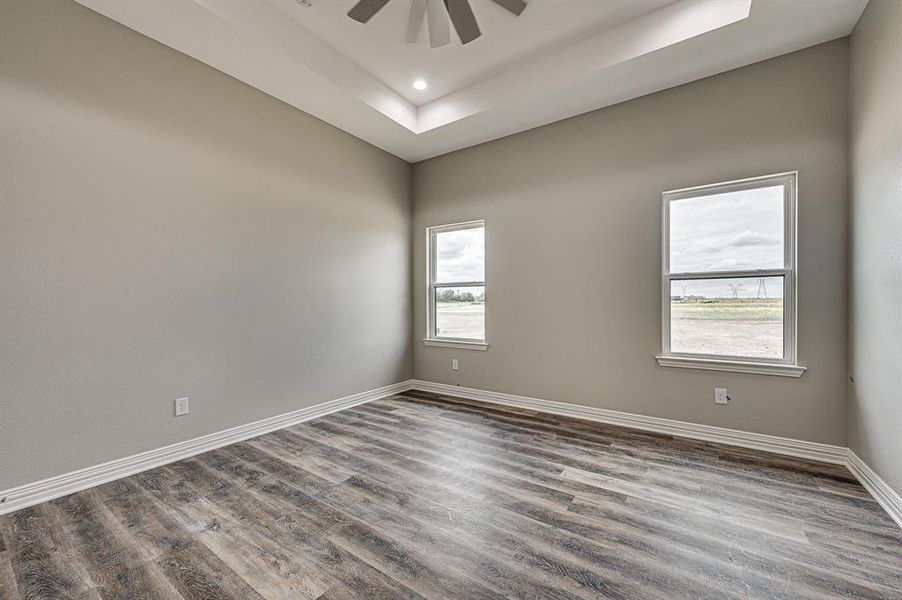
280,0,674,105
76,0,867,162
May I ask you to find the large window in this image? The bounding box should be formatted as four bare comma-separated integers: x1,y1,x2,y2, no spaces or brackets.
657,173,804,377
425,220,486,349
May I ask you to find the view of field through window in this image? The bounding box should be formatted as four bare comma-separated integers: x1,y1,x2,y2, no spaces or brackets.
433,224,485,340
670,277,784,359
435,286,485,339
667,181,788,360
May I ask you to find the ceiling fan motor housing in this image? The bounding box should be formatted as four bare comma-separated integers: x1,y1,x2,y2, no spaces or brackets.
347,0,528,46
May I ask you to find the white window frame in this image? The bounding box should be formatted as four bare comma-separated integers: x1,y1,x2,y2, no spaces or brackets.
424,220,488,350
655,172,805,377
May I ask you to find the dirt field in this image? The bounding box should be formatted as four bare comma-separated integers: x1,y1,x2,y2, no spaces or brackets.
433,298,783,358
435,301,484,339
671,299,783,358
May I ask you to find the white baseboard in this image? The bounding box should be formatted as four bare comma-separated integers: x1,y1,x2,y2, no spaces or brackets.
408,380,849,464
4,378,898,532
409,380,901,529
845,450,902,529
0,380,413,515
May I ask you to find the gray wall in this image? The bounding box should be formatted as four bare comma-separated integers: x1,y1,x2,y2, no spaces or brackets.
848,0,902,495
0,0,412,490
413,41,850,445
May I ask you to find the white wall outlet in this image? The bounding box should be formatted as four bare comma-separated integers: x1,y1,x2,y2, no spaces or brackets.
452,358,459,371
174,397,189,416
714,388,730,405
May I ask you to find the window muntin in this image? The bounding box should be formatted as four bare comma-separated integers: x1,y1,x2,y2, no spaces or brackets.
427,221,485,343
662,173,796,365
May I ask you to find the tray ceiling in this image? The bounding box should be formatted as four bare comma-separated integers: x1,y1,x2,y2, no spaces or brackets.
75,0,867,161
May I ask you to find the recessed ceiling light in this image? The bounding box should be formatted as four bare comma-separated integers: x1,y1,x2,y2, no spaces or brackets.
412,79,428,90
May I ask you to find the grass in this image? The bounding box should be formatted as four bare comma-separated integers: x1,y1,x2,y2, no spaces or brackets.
671,299,782,321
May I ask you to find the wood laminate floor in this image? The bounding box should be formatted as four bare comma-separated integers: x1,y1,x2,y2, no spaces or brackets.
1,390,900,599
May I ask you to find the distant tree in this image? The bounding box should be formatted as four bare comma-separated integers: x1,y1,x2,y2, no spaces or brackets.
439,289,458,302
461,292,475,302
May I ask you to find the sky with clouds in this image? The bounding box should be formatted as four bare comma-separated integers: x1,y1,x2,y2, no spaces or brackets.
670,185,785,299
436,226,484,283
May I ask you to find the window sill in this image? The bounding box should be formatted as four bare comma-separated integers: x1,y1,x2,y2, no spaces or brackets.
423,339,489,351
655,355,806,378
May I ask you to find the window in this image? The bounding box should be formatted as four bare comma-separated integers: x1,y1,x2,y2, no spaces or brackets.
657,173,804,377
425,220,487,350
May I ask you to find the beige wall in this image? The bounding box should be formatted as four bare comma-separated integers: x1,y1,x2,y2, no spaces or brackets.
848,0,902,495
0,0,875,493
413,41,850,445
0,0,412,489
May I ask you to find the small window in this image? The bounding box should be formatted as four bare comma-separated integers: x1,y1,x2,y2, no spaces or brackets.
657,173,804,377
425,220,486,349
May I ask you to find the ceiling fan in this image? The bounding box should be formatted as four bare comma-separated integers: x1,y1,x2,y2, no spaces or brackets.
347,0,527,47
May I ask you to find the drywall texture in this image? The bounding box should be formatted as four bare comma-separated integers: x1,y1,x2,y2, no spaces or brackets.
848,0,902,495
0,0,412,490
413,41,850,445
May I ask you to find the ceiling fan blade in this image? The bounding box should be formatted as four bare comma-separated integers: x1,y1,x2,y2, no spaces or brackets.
489,0,526,16
347,0,391,23
406,0,427,43
426,0,450,47
444,0,480,44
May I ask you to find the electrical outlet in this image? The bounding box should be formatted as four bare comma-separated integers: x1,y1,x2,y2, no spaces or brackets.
452,358,459,371
174,397,189,416
714,388,730,405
